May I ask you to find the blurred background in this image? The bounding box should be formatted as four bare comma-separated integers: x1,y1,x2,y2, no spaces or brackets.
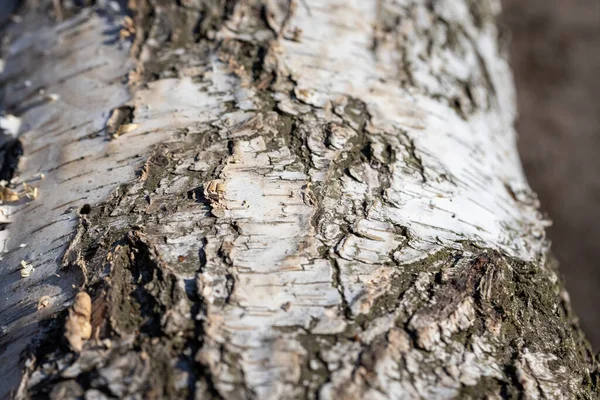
502,0,600,349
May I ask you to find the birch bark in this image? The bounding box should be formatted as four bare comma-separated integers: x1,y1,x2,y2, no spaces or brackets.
0,1,597,399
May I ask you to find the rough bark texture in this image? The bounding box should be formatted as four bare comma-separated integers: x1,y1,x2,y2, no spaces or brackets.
0,1,598,399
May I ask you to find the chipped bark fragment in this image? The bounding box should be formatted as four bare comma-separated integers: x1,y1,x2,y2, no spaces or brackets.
0,184,19,202
22,182,38,200
204,179,226,201
64,292,93,353
115,123,140,137
204,179,227,217
120,15,136,40
37,296,51,310
106,106,135,139
19,260,33,278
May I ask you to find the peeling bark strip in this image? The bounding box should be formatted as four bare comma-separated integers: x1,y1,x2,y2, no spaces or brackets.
0,0,598,399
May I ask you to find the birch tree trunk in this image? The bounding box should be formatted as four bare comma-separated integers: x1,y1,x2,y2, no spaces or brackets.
0,1,598,399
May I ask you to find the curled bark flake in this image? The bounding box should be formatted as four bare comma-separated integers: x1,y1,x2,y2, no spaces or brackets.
64,292,93,352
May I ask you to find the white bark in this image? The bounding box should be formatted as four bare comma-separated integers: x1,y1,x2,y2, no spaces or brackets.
0,1,597,399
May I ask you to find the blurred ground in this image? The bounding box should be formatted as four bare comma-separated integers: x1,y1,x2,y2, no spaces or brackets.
502,0,600,348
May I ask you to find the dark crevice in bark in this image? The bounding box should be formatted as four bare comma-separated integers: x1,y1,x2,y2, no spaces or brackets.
331,258,353,320
0,134,23,182
0,134,23,232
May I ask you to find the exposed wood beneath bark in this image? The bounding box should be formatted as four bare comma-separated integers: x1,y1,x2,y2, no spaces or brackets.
0,1,598,399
